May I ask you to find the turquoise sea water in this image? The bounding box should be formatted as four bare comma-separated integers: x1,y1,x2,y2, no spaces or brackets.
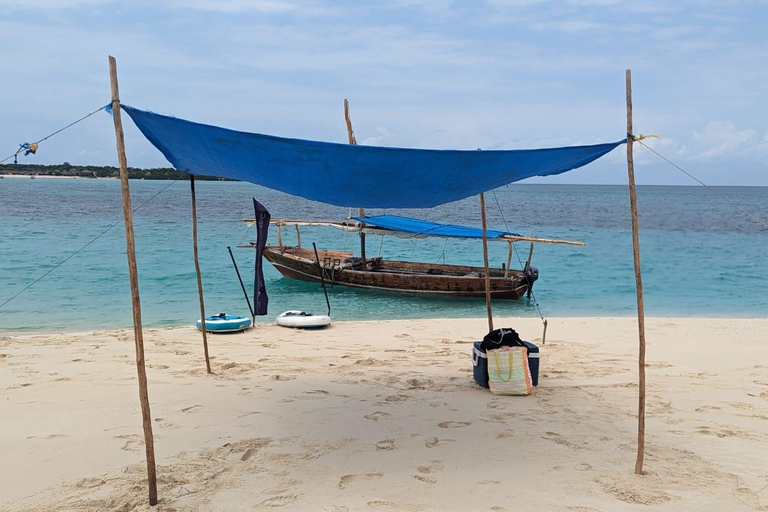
0,178,765,332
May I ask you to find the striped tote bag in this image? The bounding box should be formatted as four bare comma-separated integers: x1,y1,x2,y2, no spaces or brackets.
487,346,533,396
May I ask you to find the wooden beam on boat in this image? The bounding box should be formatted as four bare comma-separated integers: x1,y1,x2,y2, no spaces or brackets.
499,235,584,247
504,242,512,279
626,69,648,475
244,219,586,246
108,55,158,507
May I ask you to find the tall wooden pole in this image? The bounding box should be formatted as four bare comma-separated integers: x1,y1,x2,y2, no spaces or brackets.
108,55,158,506
190,175,212,374
626,69,647,475
344,99,366,263
480,193,494,332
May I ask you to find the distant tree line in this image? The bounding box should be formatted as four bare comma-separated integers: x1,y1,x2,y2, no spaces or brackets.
0,162,230,181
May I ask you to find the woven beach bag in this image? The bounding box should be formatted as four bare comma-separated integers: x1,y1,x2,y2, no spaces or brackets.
487,346,533,396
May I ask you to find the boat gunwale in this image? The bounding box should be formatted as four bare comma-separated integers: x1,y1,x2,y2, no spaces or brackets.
265,245,527,282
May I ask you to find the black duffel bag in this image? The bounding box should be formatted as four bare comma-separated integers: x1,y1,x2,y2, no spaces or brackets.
480,328,525,350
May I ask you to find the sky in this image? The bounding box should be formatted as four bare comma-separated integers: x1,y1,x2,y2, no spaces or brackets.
1,0,766,185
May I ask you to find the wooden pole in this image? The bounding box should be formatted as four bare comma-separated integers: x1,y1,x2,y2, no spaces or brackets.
526,242,535,268
504,242,512,279
480,193,494,332
108,55,158,506
190,175,212,374
344,99,366,263
626,69,647,475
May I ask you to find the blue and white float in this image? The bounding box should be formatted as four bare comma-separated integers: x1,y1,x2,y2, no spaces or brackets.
196,313,252,333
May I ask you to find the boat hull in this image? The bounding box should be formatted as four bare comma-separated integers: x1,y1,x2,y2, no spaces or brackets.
263,246,530,299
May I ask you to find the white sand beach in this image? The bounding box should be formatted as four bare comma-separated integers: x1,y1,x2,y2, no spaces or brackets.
1,317,766,511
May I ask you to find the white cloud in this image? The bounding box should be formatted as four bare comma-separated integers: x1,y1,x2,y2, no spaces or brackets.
690,121,763,161
0,0,110,8
170,0,333,15
361,127,393,146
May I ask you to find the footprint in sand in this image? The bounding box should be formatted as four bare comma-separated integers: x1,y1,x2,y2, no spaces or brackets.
414,460,444,483
364,411,391,421
115,434,144,451
241,448,259,461
406,378,432,390
376,439,396,451
438,421,471,429
75,477,106,488
394,333,412,339
338,472,383,490
541,431,574,447
425,437,455,448
367,501,418,511
154,417,177,429
269,374,296,381
181,405,203,413
255,494,298,508
380,394,410,403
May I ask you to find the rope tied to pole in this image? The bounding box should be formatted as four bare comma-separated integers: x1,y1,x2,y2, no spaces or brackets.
627,133,661,142
490,189,548,339
633,138,767,229
1,104,109,165
0,178,180,311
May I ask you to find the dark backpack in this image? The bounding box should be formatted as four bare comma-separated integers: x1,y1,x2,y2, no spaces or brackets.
480,328,525,350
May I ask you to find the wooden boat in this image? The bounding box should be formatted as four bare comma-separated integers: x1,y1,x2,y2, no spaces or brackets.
241,215,586,300
263,245,533,299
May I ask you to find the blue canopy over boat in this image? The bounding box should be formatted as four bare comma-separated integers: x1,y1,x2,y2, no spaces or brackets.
353,215,521,239
122,105,625,208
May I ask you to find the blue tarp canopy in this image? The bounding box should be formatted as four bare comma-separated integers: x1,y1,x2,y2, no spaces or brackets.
354,215,521,239
122,105,625,208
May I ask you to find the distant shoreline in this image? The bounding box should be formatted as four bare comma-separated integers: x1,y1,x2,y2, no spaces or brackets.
0,174,117,180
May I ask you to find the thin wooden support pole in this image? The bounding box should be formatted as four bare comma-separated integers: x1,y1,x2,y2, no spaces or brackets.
480,193,493,332
344,99,366,264
504,242,512,279
295,225,302,248
190,175,211,374
626,69,647,475
526,242,535,267
108,55,158,507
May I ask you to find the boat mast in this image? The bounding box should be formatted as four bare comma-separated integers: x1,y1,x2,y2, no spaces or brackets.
480,192,494,332
344,99,366,264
